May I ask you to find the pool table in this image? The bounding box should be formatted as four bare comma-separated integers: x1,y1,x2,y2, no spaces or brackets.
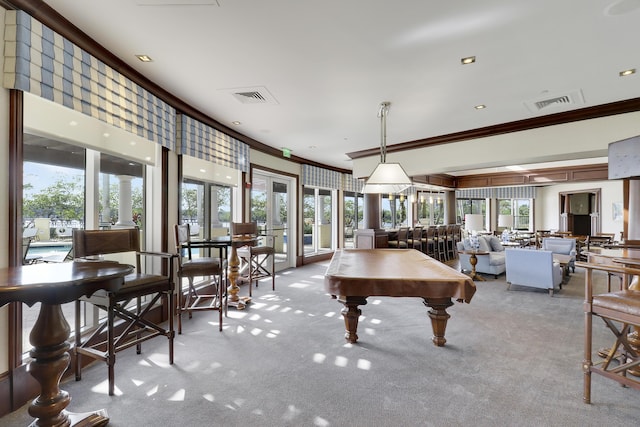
324,249,476,346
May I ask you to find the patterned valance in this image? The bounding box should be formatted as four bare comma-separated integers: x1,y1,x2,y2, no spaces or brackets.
302,165,341,189
3,11,176,150
456,186,537,199
178,115,249,172
342,173,365,193
493,186,537,199
455,188,494,199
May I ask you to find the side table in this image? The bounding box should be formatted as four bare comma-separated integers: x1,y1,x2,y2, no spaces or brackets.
0,261,133,427
460,250,489,281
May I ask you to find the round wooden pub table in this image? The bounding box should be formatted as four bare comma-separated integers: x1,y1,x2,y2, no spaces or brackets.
0,261,133,427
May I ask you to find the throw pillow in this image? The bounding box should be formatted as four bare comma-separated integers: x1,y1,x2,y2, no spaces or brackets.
477,235,492,252
462,238,473,251
488,235,504,252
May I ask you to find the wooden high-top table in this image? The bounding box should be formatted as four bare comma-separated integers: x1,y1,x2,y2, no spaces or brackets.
0,261,133,427
324,249,476,347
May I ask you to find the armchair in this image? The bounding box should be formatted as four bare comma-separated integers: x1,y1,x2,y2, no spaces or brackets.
542,237,577,273
72,228,175,396
505,249,562,296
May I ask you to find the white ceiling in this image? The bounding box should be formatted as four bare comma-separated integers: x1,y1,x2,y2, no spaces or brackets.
39,0,640,176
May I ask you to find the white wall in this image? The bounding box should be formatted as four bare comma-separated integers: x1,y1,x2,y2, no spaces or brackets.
250,150,301,176
536,180,624,239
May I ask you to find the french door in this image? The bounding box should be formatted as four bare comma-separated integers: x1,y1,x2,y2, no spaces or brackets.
250,170,294,271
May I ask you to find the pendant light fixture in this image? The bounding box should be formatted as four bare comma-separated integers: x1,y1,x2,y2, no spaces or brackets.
362,102,412,194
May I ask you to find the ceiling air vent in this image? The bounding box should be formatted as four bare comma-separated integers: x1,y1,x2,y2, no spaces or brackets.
234,91,267,103
226,86,279,105
524,90,584,113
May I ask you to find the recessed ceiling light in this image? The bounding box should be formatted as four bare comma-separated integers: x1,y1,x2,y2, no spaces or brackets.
474,104,486,109
136,54,153,62
461,56,476,65
199,169,206,173
620,68,636,77
232,121,241,125
308,145,317,149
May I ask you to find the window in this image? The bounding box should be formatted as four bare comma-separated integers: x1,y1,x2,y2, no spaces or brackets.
22,138,147,354
418,192,445,225
457,198,487,225
343,191,364,248
303,187,334,254
498,198,531,230
181,179,232,240
22,139,85,353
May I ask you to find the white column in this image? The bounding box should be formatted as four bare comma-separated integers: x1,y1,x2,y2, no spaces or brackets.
102,174,111,225
115,175,136,227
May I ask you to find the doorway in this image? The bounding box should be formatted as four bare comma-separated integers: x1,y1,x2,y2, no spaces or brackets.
250,170,295,271
559,189,601,236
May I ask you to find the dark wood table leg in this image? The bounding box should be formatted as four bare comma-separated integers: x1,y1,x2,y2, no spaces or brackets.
28,303,109,427
423,298,453,347
337,296,367,343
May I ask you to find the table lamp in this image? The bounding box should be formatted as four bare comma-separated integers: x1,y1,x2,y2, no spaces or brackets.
465,214,484,235
498,214,514,230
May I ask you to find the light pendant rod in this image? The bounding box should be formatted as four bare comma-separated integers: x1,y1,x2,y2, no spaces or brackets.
378,102,390,163
362,101,411,194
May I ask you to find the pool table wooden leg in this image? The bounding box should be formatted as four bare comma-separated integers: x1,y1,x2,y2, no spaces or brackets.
423,298,453,347
337,296,367,343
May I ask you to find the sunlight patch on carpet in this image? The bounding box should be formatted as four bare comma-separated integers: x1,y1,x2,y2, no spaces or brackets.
90,380,117,395
266,329,280,338
289,282,311,288
334,356,348,367
313,353,326,363
314,416,330,426
168,388,185,401
228,311,248,319
357,359,372,370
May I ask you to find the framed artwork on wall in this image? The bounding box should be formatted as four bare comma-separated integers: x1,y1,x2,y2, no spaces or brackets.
613,202,623,222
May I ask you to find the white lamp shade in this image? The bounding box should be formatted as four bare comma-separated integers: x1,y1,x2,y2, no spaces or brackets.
498,214,514,228
465,214,484,232
362,162,412,194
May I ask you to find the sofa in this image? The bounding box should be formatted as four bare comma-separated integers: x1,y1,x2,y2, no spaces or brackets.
505,249,563,296
541,237,577,273
456,234,506,278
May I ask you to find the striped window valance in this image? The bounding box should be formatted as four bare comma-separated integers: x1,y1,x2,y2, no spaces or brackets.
302,165,341,189
455,188,494,199
178,115,249,173
494,186,537,199
3,11,176,150
456,186,537,199
342,173,365,193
